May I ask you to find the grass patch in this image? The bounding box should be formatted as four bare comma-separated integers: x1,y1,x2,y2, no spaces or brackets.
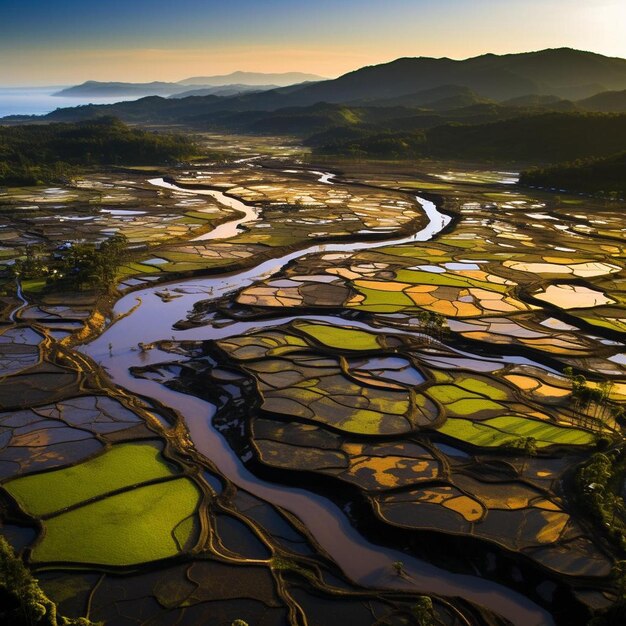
437,415,595,448
579,316,626,334
32,477,200,565
456,377,509,400
445,398,504,416
401,181,452,190
294,322,381,351
20,278,47,293
349,285,415,311
4,442,177,517
4,441,201,566
483,192,517,201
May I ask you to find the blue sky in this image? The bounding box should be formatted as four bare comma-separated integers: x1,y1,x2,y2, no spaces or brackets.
1,0,624,85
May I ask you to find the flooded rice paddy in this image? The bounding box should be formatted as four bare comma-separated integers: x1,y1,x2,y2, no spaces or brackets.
0,135,624,626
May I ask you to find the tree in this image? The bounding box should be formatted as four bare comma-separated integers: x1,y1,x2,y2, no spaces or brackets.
417,310,448,343
596,380,615,424
0,536,97,626
411,596,437,626
60,234,128,292
575,451,626,549
506,436,538,474
563,367,596,428
96,233,128,287
612,560,626,596
12,244,49,280
0,118,196,187
564,367,605,429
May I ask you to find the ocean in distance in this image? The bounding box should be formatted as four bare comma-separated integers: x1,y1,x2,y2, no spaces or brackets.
0,87,142,118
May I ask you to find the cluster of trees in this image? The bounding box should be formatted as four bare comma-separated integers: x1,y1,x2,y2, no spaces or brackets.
316,131,426,160
0,117,196,186
582,474,626,623
424,113,626,161
63,234,128,290
502,436,539,474
506,436,538,456
563,367,622,430
0,160,77,187
575,449,626,551
0,536,96,626
416,310,448,342
313,112,626,163
13,234,128,293
520,151,626,197
12,245,49,280
411,597,438,626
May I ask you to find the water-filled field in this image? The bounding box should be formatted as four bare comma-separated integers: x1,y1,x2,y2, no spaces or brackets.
0,134,624,626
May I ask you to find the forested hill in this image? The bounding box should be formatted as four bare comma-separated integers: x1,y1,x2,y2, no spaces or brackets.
312,112,626,162
577,89,626,113
286,48,626,104
424,113,626,161
520,152,626,196
0,117,195,186
4,48,625,127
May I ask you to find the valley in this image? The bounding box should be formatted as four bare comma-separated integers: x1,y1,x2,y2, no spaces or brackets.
0,131,624,626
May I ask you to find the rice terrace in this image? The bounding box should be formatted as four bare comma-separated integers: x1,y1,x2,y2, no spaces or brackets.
0,2,625,626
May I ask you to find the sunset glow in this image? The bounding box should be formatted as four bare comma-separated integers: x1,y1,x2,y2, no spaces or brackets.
1,0,624,85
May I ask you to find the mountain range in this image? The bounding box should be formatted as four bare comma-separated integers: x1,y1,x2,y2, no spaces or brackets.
41,48,625,117
176,71,326,86
2,49,624,148
278,48,626,104
4,48,624,191
54,72,326,98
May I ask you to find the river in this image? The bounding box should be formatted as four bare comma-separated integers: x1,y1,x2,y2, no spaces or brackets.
79,172,554,626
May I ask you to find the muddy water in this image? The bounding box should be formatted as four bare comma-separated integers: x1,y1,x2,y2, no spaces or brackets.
149,178,260,241
80,178,553,626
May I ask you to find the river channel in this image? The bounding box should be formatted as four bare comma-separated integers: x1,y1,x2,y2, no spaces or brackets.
79,171,553,626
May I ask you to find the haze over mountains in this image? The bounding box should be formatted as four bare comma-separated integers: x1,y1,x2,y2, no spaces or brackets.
39,49,626,120
176,72,327,87
2,47,625,197
5,47,626,172
54,72,327,99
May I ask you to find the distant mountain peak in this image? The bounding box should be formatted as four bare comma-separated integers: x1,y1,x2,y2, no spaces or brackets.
299,48,626,104
177,71,326,87
34,47,626,123
54,72,327,99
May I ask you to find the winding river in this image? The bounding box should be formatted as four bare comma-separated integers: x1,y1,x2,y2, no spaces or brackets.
10,279,28,323
149,178,260,241
79,172,554,626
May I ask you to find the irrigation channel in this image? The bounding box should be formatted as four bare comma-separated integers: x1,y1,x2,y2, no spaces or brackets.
78,171,554,626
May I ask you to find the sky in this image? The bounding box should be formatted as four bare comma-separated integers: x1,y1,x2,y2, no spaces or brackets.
0,0,624,86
